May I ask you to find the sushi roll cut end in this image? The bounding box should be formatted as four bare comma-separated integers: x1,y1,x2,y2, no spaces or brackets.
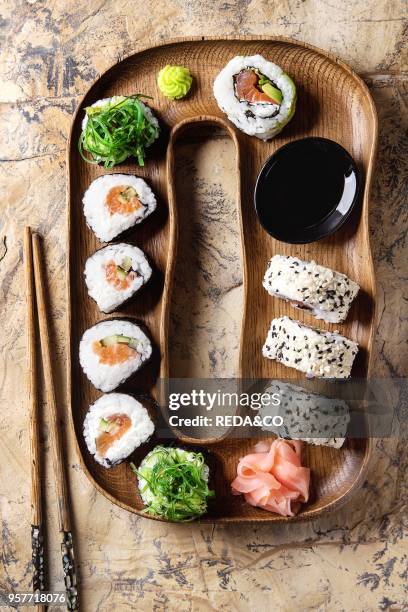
83,393,154,468
79,320,152,392
84,243,152,313
79,96,159,168
213,55,296,140
83,174,157,242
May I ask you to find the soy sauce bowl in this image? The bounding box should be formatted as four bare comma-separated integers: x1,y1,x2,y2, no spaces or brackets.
254,137,361,244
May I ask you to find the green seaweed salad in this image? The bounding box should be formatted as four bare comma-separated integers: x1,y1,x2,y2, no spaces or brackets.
78,95,159,168
132,446,214,522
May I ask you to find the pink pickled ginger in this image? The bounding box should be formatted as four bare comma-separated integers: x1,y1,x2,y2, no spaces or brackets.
231,439,310,517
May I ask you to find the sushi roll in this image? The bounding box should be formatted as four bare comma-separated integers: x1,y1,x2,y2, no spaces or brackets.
84,243,152,314
213,55,296,140
258,381,350,448
136,446,213,521
263,255,359,323
83,393,154,468
80,95,159,167
79,319,152,392
262,316,358,379
83,174,157,242
81,96,159,136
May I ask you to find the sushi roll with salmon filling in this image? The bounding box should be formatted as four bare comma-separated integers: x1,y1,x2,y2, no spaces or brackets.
84,243,152,314
83,393,154,468
79,320,152,392
213,55,296,140
83,174,157,242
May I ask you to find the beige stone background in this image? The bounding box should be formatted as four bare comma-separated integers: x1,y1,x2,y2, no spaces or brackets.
0,1,407,611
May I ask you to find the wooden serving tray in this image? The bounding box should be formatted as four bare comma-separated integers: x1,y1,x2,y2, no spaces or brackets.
67,36,378,522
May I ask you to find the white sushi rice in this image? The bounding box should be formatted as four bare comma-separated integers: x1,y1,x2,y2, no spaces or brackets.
263,255,359,323
258,380,350,448
79,319,152,392
84,243,152,313
213,55,296,140
83,393,154,468
263,316,359,379
83,174,157,242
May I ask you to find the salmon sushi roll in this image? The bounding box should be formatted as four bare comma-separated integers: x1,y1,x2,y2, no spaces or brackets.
83,393,154,468
83,174,157,242
79,319,152,392
213,55,296,140
84,243,152,313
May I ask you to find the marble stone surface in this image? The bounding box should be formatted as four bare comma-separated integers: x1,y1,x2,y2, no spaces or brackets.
0,1,407,611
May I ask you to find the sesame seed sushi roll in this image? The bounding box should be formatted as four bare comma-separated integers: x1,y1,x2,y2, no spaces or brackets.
263,255,359,323
84,243,152,314
258,381,350,448
262,316,358,379
79,319,152,392
83,174,157,242
213,55,296,140
83,393,154,468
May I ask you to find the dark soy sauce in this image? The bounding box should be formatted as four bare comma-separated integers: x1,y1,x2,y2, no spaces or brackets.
255,137,360,244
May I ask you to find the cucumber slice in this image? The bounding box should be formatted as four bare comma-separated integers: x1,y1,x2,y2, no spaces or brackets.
100,334,132,347
121,256,133,272
99,417,115,433
119,186,137,202
116,335,132,344
116,266,127,281
100,335,116,347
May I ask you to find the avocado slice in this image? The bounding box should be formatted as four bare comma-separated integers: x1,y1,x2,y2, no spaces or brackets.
100,334,132,347
261,83,282,104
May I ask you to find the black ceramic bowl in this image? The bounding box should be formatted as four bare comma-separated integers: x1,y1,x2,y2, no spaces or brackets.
254,137,361,244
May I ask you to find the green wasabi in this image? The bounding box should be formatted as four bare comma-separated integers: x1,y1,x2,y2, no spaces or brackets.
157,65,193,100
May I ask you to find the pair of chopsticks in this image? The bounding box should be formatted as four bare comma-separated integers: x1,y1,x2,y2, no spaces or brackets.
24,228,78,611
